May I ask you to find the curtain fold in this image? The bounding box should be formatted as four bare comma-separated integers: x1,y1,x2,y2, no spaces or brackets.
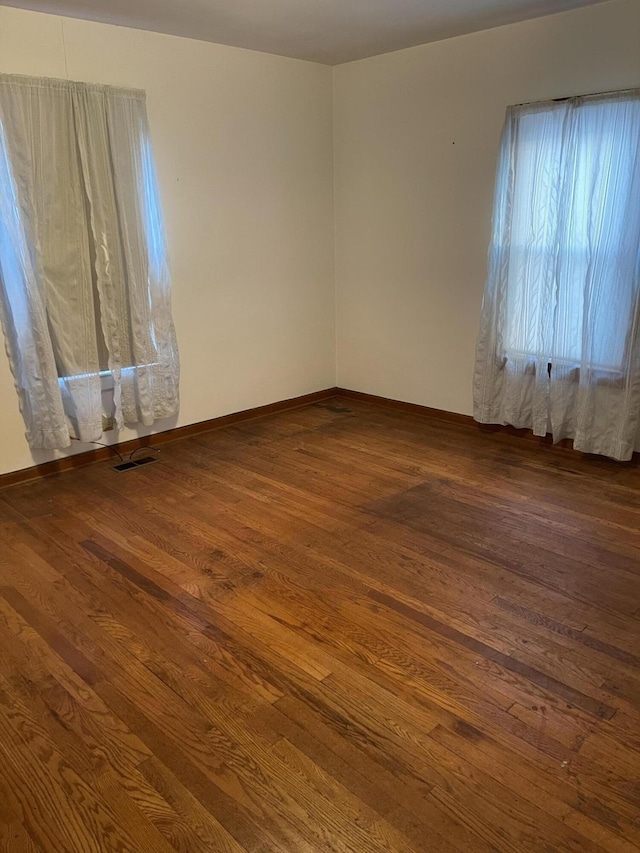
474,90,640,460
0,74,179,449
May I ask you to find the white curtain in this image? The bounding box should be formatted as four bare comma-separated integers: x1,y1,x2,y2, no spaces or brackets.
474,90,640,460
0,74,179,450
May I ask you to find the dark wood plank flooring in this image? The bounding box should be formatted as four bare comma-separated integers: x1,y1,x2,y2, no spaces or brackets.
1,396,640,852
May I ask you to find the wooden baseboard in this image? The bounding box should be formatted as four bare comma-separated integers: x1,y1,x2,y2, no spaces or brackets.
334,388,474,427
3,384,634,490
0,388,339,490
334,387,639,464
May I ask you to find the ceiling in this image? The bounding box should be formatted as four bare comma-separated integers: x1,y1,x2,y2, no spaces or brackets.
0,0,609,65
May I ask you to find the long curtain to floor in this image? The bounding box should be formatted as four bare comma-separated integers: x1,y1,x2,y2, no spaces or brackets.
474,90,640,461
0,74,179,450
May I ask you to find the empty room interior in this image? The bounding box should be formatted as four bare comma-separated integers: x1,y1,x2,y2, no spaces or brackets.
1,0,640,850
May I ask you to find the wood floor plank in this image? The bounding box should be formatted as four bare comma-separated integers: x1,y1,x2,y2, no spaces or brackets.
1,396,639,851
369,588,616,720
0,673,167,853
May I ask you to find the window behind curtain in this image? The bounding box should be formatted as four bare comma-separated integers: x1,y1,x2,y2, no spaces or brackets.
502,97,639,375
0,74,179,450
474,89,640,460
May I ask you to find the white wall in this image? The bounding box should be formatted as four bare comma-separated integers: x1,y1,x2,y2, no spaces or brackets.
333,0,640,414
0,6,335,475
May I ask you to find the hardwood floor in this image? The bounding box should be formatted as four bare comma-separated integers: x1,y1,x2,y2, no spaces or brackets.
0,396,639,852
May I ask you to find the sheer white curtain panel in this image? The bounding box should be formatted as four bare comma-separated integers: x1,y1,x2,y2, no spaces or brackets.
0,74,179,450
474,90,640,460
